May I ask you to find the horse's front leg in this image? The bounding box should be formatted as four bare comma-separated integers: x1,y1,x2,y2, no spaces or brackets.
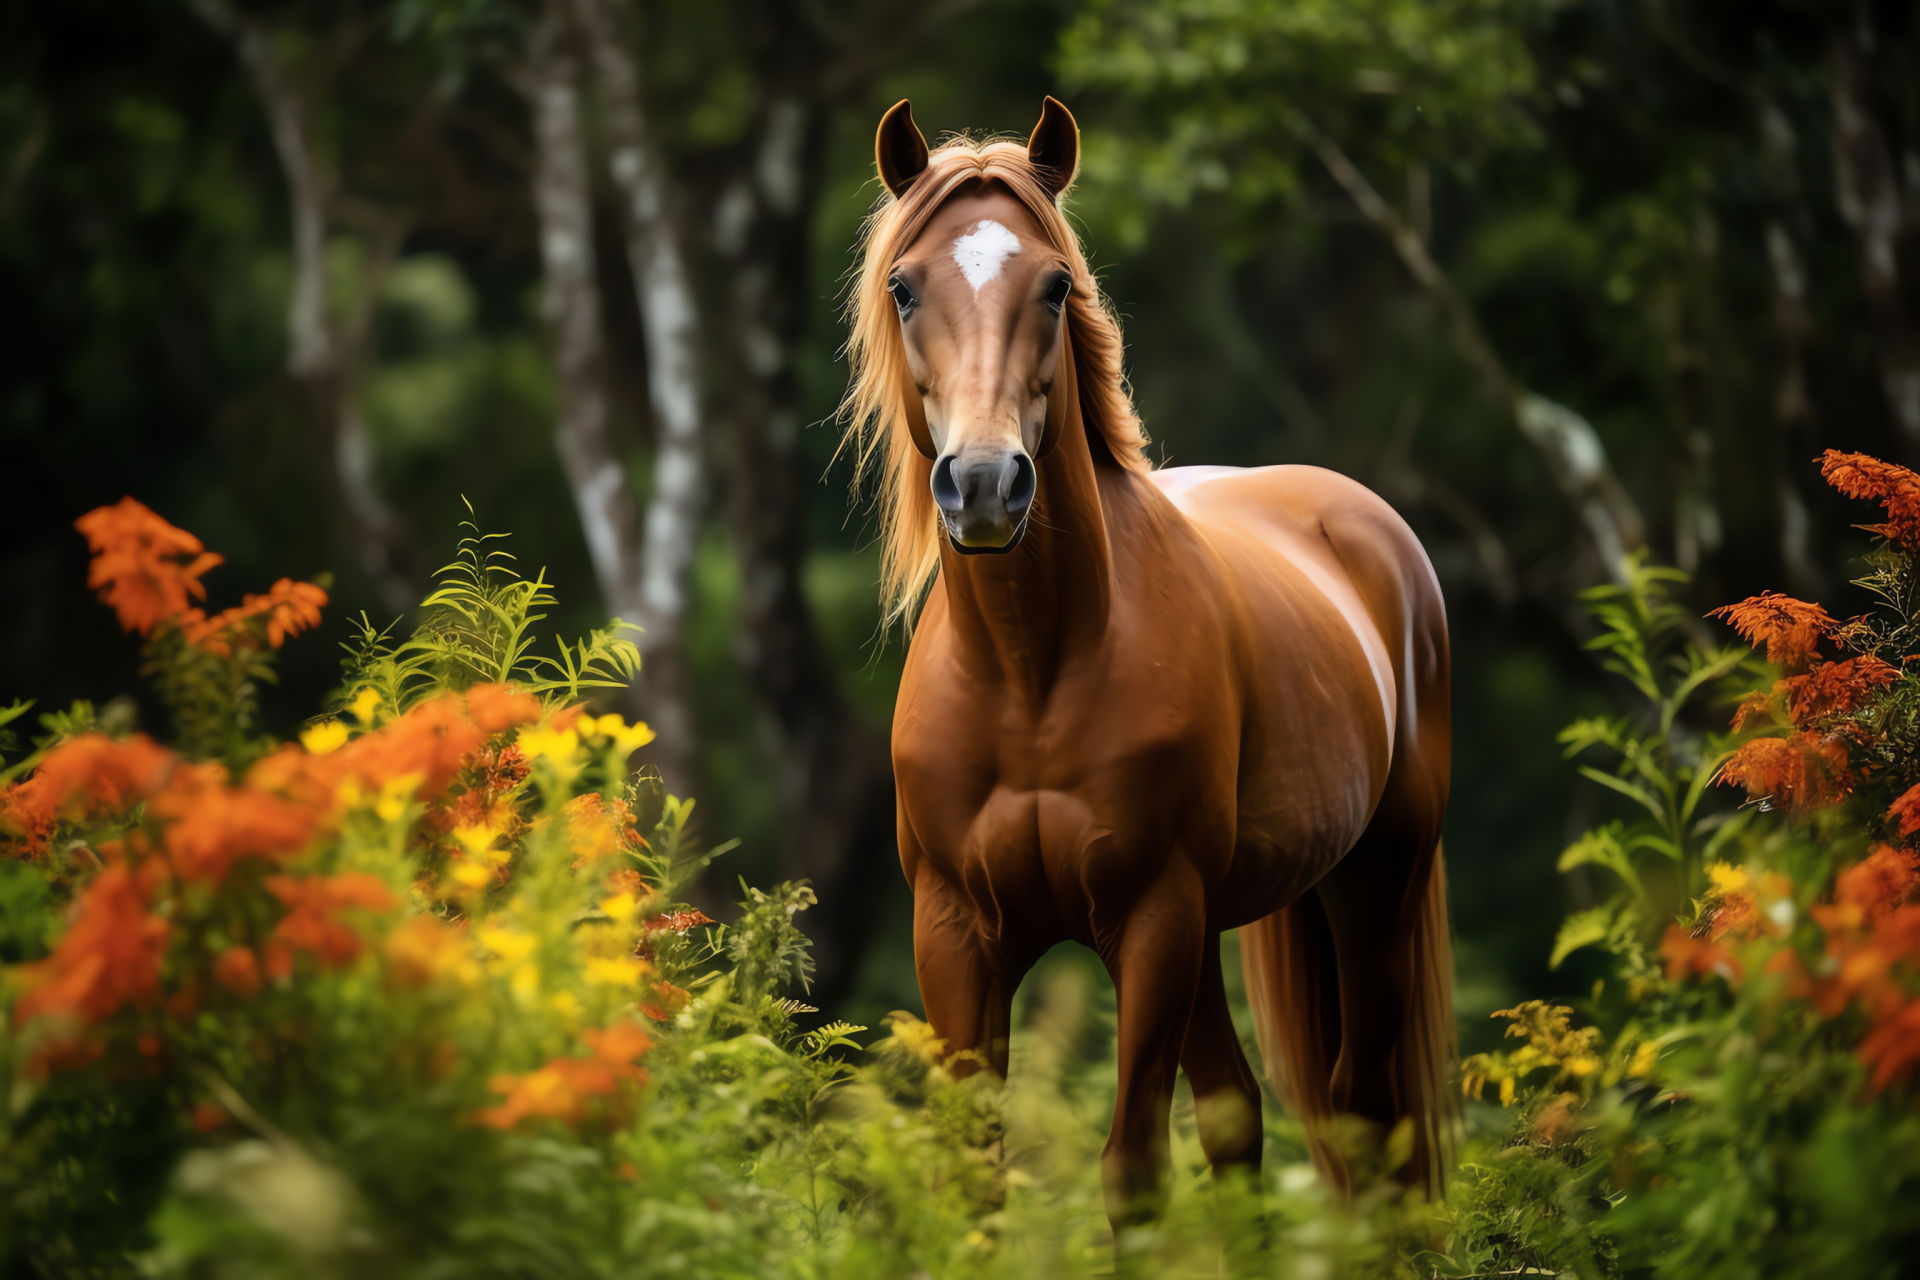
1099,865,1207,1228
911,867,1017,1076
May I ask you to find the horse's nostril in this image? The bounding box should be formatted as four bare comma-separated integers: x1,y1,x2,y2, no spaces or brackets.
1004,454,1035,516
931,455,965,514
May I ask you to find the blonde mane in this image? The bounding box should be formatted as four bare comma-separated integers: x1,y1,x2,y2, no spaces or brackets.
838,138,1150,629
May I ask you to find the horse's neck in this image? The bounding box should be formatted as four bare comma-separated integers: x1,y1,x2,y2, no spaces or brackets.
936,421,1114,702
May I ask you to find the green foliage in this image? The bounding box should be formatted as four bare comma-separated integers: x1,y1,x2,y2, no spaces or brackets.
339,507,640,716
1548,555,1758,971
726,878,820,1003
1060,0,1549,246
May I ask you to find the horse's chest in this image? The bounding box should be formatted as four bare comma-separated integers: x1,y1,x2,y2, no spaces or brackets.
895,697,1226,925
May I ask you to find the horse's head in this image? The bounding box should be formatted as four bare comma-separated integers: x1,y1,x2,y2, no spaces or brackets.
874,98,1081,554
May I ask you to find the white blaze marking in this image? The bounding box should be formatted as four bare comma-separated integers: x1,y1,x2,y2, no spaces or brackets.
951,220,1022,292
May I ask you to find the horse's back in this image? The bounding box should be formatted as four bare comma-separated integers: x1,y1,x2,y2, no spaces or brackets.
1148,463,1446,701
1146,463,1450,911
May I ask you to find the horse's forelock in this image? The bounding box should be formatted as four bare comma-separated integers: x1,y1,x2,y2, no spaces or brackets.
839,139,1149,629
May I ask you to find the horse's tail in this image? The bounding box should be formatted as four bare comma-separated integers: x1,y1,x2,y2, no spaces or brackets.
1239,842,1457,1196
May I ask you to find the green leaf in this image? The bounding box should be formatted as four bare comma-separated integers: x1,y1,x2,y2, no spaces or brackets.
1550,905,1616,969
1577,765,1666,823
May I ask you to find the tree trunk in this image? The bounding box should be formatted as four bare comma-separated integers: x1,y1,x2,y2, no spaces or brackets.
522,3,647,655
563,0,701,792
711,86,897,1006
187,0,414,613
1830,4,1920,457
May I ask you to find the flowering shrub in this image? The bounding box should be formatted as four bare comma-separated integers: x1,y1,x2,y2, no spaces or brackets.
0,502,1019,1277
1442,451,1920,1279
11,472,1920,1277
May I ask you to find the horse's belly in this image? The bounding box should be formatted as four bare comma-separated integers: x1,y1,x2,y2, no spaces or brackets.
1211,826,1353,929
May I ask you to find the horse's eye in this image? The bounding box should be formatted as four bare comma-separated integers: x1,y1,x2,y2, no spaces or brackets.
889,278,916,317
1043,275,1071,314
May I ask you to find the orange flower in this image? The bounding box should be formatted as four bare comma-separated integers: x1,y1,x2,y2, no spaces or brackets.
382,915,477,989
1708,592,1836,672
73,498,224,636
1,733,173,858
1776,655,1901,724
247,692,495,812
605,867,648,898
262,872,398,978
474,1019,651,1130
182,578,329,656
640,980,691,1022
1707,891,1760,941
1718,732,1851,813
561,792,647,866
147,762,322,885
1820,450,1920,550
192,1102,230,1132
13,860,171,1027
579,1020,652,1070
1659,923,1742,982
1859,997,1920,1094
642,909,714,936
1889,783,1920,840
1836,844,1920,923
212,945,262,999
465,684,543,735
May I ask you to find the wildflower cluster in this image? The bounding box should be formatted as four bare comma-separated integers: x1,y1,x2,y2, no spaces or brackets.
0,501,1032,1279
1441,451,1920,1279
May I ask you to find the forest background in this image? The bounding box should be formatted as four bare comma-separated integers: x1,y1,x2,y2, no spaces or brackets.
6,0,1919,1051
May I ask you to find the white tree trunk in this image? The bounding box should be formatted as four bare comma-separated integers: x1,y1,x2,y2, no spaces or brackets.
524,3,644,634
565,0,702,782
188,0,411,610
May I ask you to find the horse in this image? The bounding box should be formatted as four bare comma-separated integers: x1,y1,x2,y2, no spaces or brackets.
839,96,1456,1227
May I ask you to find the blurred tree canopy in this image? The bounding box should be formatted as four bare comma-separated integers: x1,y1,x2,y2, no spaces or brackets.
4,0,1919,1033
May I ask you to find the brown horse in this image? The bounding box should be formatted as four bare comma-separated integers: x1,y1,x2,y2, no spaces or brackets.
840,97,1456,1226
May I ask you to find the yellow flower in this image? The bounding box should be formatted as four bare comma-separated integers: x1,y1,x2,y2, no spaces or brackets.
479,926,536,966
374,773,423,824
517,725,580,764
1628,1040,1659,1078
1564,1054,1600,1078
1707,861,1750,897
350,686,383,726
510,963,541,1004
1499,1076,1515,1106
448,862,493,892
300,720,350,755
585,957,645,986
453,823,509,866
550,990,581,1019
599,892,638,923
610,720,656,755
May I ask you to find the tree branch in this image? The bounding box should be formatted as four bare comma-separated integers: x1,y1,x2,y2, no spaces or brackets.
1287,108,1645,581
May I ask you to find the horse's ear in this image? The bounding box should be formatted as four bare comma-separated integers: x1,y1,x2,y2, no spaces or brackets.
1026,96,1080,198
876,100,930,199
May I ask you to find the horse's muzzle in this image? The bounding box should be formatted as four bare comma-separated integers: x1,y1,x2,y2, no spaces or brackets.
932,449,1035,553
